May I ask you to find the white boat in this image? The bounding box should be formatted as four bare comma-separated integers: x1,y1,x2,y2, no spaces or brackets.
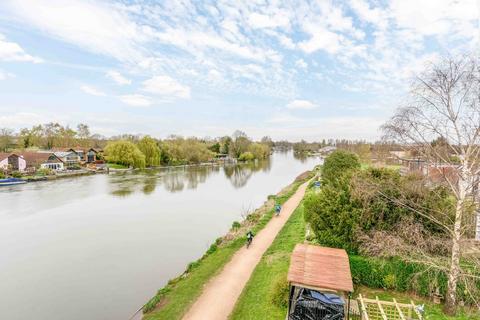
0,178,27,186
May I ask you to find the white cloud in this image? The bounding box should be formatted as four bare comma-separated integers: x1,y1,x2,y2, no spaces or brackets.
106,70,131,85
0,33,42,63
2,0,146,63
286,100,316,110
298,26,342,54
142,76,190,99
295,59,308,69
119,94,152,107
247,12,290,29
80,85,106,97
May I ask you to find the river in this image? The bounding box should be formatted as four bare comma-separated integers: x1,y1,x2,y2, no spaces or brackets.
0,151,321,320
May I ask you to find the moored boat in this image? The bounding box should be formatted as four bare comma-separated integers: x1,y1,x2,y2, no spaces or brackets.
0,178,27,186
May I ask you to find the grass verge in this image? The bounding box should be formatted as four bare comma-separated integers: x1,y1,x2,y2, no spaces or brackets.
142,171,314,320
107,163,129,169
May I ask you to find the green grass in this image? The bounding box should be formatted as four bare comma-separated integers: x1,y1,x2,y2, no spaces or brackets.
356,286,480,320
107,163,129,169
143,175,311,320
230,204,306,319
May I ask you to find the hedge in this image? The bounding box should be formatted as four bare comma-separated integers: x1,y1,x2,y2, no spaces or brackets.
350,255,479,304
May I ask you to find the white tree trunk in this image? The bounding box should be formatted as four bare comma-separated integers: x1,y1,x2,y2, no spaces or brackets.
476,210,480,241
445,174,467,314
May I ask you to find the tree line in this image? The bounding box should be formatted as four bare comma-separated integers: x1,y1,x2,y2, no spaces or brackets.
102,130,273,169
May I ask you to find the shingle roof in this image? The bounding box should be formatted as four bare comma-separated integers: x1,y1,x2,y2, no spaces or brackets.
18,152,63,166
287,244,353,293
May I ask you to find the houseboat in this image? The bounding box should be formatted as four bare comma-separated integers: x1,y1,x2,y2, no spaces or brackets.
0,178,27,186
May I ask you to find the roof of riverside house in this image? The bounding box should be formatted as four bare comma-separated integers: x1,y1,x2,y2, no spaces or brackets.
0,152,11,161
18,152,63,165
287,244,353,293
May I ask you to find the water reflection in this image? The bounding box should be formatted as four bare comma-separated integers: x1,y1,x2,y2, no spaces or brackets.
223,160,271,188
108,160,273,197
293,152,309,163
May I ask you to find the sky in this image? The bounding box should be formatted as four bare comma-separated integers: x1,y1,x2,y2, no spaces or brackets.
0,0,477,141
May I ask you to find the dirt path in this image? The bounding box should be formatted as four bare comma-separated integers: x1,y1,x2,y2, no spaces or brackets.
182,181,309,320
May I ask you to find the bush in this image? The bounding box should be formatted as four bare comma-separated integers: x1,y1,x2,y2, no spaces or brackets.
349,255,479,304
238,152,255,161
206,243,217,255
231,221,241,230
304,175,361,253
11,171,22,178
322,150,360,185
383,274,397,290
271,276,289,308
37,168,53,176
0,171,5,179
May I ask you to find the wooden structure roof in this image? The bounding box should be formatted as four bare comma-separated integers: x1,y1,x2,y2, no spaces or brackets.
288,244,353,293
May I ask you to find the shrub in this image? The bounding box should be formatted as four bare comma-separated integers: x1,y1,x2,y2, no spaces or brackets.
11,171,22,178
0,171,5,179
231,221,241,230
383,274,397,290
349,255,479,304
206,243,217,255
271,276,289,308
37,168,53,176
186,261,200,273
322,150,360,185
238,152,255,161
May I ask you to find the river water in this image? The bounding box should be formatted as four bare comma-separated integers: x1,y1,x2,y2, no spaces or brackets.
0,151,321,320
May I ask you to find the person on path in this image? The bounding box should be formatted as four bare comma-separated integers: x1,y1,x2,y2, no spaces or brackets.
275,203,281,216
246,230,254,248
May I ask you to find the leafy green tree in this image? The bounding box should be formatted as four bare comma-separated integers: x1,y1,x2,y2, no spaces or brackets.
19,125,43,149
0,128,14,152
230,130,251,158
304,174,361,253
248,143,270,160
160,137,213,165
104,140,145,168
42,122,66,149
238,151,255,161
220,136,232,154
208,142,221,154
322,150,360,184
137,136,160,167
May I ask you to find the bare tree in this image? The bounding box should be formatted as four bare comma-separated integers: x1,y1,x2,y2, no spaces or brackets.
382,55,480,314
0,128,14,152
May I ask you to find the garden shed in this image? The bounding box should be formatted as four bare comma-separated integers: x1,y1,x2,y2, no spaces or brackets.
287,244,354,320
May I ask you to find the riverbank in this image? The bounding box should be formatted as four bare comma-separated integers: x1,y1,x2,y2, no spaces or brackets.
230,184,480,320
140,170,315,320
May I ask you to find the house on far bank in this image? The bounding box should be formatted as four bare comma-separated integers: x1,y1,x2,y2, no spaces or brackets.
74,148,101,163
48,147,101,164
0,153,26,171
20,152,64,171
0,152,64,172
38,149,80,167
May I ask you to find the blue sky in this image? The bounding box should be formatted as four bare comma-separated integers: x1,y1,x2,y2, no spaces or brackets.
0,0,477,141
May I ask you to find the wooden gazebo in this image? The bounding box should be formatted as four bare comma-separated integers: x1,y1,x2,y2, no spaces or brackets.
287,244,354,319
